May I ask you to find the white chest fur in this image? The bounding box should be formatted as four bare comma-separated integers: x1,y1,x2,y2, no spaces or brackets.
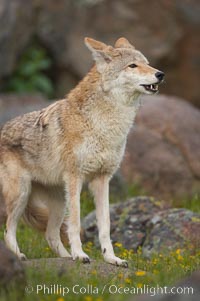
75,100,139,177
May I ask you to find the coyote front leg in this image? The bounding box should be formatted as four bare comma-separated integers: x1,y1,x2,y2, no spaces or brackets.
90,176,128,267
65,175,90,263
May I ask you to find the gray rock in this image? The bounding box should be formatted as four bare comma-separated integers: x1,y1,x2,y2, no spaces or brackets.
120,95,200,200
23,257,131,278
0,0,200,105
0,242,25,295
82,197,200,255
143,208,200,257
0,94,48,125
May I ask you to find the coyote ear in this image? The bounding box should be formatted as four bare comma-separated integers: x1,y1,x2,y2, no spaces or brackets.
85,37,113,72
115,37,135,49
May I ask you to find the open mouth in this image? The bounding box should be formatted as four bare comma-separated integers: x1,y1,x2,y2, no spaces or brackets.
141,83,159,93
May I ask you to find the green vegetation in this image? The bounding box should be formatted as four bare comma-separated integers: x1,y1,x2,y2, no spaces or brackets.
4,43,54,98
0,191,199,301
0,232,199,301
171,193,200,214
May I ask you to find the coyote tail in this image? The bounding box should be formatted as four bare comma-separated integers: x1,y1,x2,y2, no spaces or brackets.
22,202,69,245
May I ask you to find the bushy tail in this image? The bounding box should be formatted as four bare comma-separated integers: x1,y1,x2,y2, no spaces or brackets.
22,203,69,245
22,183,69,245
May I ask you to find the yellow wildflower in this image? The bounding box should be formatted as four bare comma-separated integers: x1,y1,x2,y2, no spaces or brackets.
125,278,132,284
118,273,124,279
177,254,183,261
87,241,93,247
152,258,158,265
56,298,65,301
84,296,93,301
122,251,128,257
191,217,200,222
135,271,146,276
114,242,122,248
137,283,143,288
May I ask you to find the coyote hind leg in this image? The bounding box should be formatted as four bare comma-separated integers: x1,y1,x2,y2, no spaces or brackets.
4,173,31,260
45,192,71,258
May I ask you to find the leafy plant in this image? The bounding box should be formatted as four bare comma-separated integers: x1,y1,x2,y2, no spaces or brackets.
5,44,54,98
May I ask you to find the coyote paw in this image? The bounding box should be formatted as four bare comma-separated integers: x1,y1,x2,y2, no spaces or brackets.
82,256,91,264
19,253,27,261
104,255,128,268
72,251,90,264
58,250,72,258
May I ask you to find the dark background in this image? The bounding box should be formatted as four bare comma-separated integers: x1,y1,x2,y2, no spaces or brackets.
0,0,199,107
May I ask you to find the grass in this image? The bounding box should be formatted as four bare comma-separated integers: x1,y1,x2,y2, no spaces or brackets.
0,234,199,301
171,193,200,214
0,191,200,301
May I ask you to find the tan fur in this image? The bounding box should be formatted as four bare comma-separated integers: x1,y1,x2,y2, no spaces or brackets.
0,37,164,265
23,183,69,245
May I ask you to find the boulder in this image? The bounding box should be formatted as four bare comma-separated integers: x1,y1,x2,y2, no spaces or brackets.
82,197,200,255
0,94,48,125
0,0,199,106
0,242,25,295
143,208,200,257
120,94,200,200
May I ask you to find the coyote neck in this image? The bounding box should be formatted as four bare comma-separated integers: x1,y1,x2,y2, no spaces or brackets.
67,65,141,114
67,66,102,109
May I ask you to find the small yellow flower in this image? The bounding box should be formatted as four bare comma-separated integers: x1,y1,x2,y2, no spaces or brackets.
122,251,127,257
118,273,124,279
56,298,65,301
176,249,181,255
114,242,122,248
125,278,132,284
84,296,93,301
135,271,146,276
177,254,183,261
45,247,50,251
91,269,97,275
137,283,143,288
191,217,200,223
87,241,93,247
152,258,158,265
153,269,159,274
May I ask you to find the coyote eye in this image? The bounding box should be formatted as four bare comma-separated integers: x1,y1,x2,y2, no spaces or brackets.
128,63,137,68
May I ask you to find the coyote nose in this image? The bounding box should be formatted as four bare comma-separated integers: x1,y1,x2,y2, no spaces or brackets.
155,71,165,82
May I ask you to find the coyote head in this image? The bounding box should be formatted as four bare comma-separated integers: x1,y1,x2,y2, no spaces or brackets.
85,37,164,99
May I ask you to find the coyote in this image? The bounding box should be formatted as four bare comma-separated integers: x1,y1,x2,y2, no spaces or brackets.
0,37,164,267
